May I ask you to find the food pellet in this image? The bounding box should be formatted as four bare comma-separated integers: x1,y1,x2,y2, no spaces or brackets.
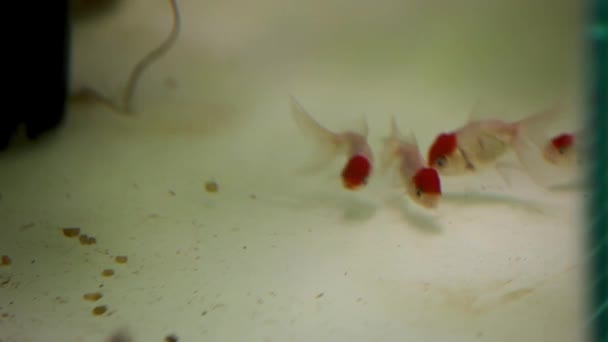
205,181,218,193
92,305,107,316
101,269,115,277
1,255,11,266
164,334,179,342
79,234,96,245
62,228,80,237
115,256,128,264
83,292,103,301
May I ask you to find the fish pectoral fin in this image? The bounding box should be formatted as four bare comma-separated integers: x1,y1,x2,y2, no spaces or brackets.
471,133,510,161
352,114,370,137
458,147,476,171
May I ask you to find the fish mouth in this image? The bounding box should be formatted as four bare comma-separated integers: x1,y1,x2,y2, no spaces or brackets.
419,194,440,209
343,178,363,190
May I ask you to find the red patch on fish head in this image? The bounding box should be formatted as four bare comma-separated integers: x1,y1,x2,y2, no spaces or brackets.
551,133,574,151
341,154,371,190
413,167,441,195
428,133,457,168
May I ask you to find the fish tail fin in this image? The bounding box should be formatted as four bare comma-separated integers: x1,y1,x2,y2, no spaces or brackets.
494,102,564,188
290,96,342,174
290,95,340,147
510,108,567,189
515,102,564,138
510,134,561,188
511,102,563,159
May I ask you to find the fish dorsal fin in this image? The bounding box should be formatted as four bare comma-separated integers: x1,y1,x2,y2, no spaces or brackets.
379,116,402,174
391,116,419,147
403,130,420,148
390,116,403,139
353,114,370,137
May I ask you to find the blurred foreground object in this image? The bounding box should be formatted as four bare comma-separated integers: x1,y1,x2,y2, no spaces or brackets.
70,0,123,20
586,1,607,342
1,1,70,150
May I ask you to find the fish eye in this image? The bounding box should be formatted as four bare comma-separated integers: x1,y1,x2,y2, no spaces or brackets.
416,188,422,197
436,156,447,168
558,147,566,154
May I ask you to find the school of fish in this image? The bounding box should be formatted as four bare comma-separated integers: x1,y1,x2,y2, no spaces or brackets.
290,96,581,209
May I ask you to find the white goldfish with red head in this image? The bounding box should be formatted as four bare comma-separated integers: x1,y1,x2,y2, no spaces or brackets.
427,105,562,176
290,96,373,190
381,117,442,209
542,132,581,167
511,129,586,188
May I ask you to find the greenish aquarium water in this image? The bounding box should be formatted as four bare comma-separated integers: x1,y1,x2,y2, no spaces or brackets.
0,0,604,341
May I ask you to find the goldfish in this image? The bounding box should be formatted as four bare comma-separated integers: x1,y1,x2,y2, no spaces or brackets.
290,96,373,190
542,132,581,167
506,129,588,189
427,105,561,176
381,117,442,209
